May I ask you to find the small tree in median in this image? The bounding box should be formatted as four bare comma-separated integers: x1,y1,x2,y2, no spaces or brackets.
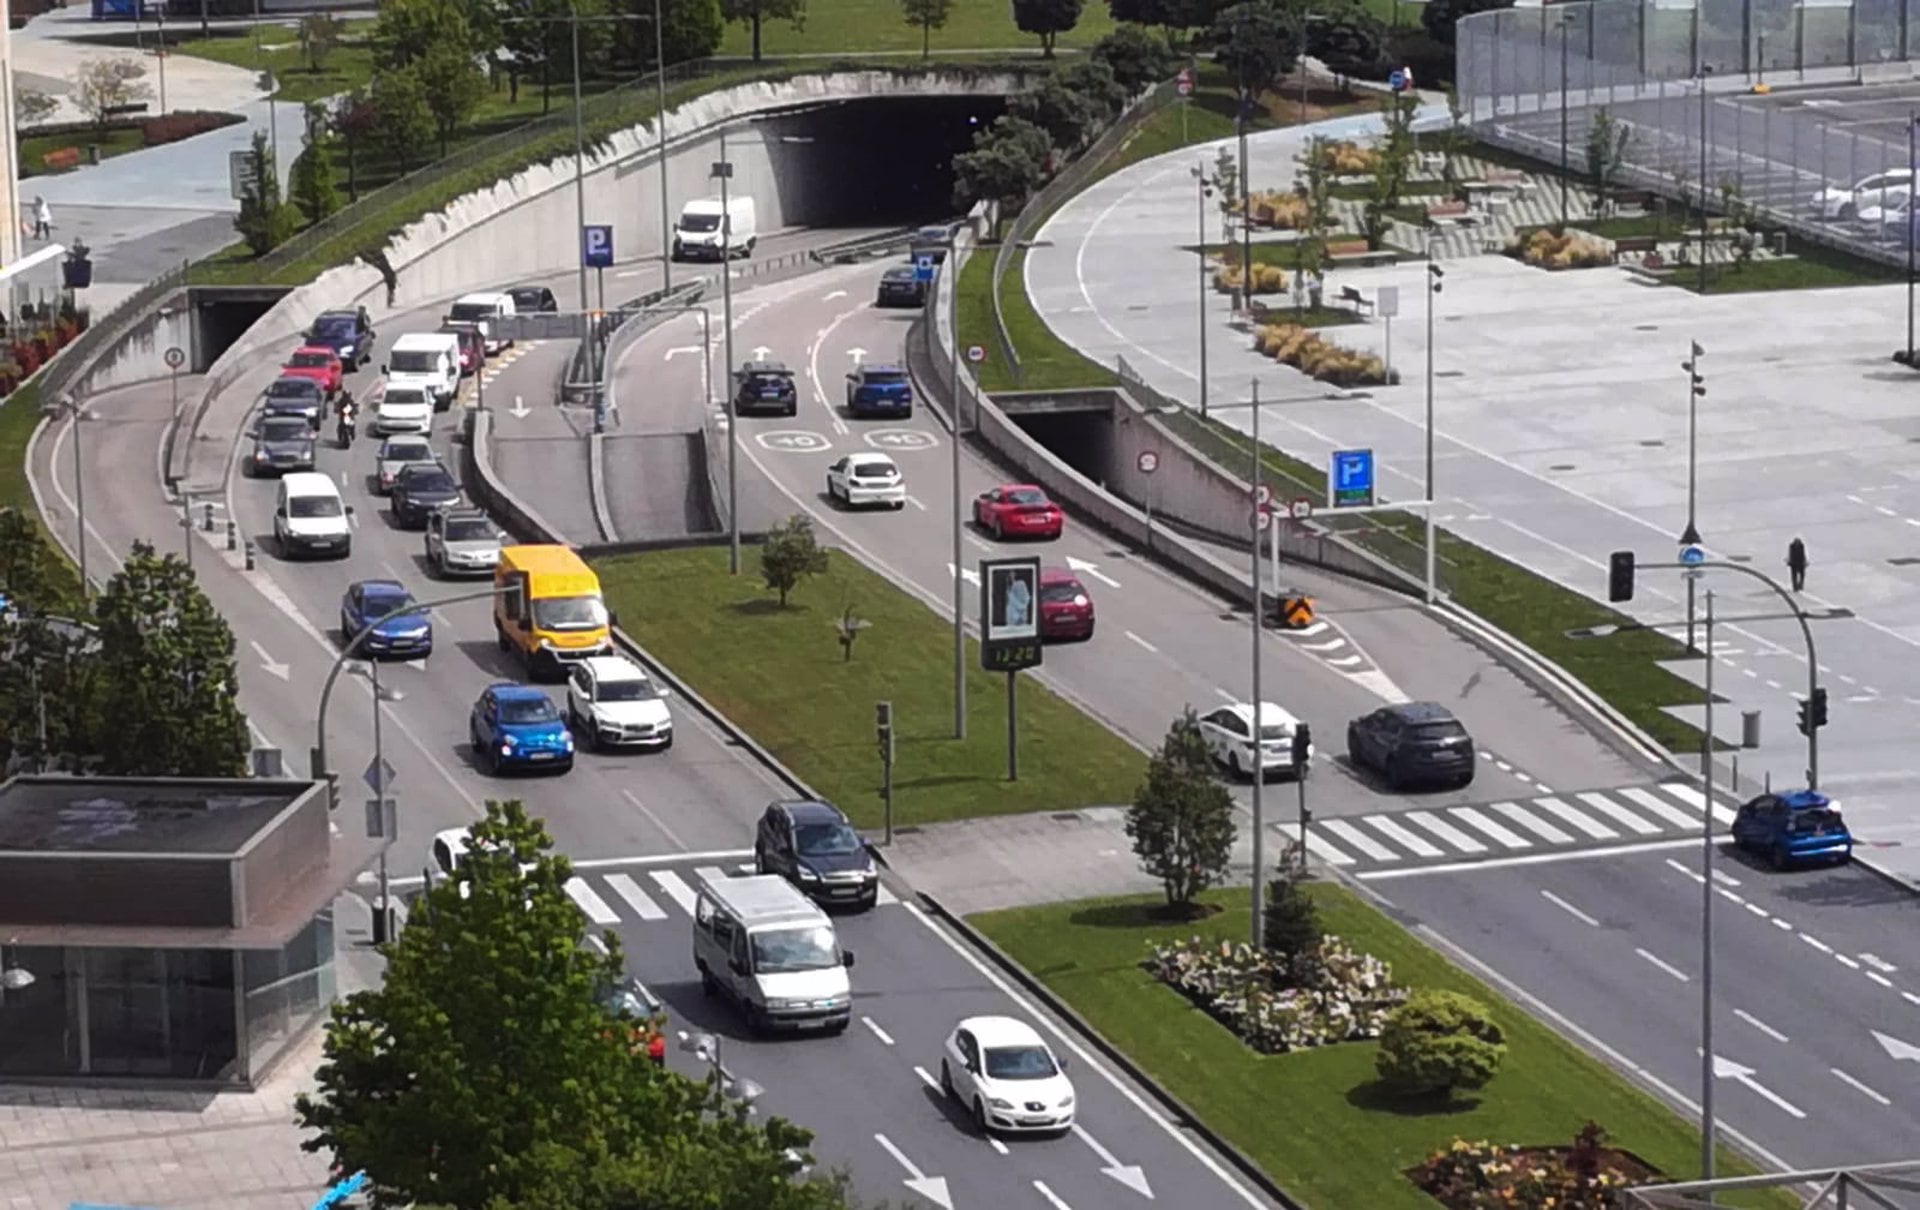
759,514,829,607
290,103,343,223
1126,708,1236,917
1262,860,1323,984
1376,988,1507,1100
234,131,300,256
1586,106,1632,221
900,0,952,59
1294,136,1336,311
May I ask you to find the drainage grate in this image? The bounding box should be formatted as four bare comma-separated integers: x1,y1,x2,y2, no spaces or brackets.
1436,370,1466,378
1549,463,1576,472
1640,439,1665,447
1634,324,1660,331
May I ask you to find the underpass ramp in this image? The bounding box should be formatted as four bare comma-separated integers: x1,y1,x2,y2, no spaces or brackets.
493,435,599,545
603,432,718,541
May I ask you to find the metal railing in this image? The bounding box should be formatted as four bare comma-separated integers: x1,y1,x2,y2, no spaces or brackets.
808,226,921,264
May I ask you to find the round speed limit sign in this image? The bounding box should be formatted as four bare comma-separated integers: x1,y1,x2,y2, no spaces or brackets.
164,346,186,370
1137,450,1159,475
966,344,986,364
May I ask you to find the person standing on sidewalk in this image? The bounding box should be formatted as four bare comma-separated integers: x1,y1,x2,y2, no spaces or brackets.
1787,536,1808,593
29,197,52,241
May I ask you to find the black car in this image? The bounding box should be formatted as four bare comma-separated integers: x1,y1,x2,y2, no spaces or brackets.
259,376,327,429
732,360,798,417
308,306,376,369
246,414,317,476
1346,702,1476,790
754,799,879,909
875,265,926,307
389,463,463,529
506,284,559,313
909,225,952,265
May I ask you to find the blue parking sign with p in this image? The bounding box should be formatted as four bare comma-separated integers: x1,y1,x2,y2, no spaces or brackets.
1329,448,1375,509
914,255,936,284
582,224,614,269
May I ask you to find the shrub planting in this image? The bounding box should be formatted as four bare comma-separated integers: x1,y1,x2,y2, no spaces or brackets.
1254,322,1395,387
1143,934,1405,1053
1508,227,1611,270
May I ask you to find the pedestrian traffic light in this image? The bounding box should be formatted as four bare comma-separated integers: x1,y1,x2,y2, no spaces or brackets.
1608,550,1635,603
1684,342,1706,398
1291,722,1312,769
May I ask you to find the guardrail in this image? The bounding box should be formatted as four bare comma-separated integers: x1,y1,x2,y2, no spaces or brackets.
807,226,920,264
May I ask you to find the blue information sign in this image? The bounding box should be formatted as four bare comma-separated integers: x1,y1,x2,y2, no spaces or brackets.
1680,545,1706,566
582,224,614,269
1328,448,1376,509
914,254,936,284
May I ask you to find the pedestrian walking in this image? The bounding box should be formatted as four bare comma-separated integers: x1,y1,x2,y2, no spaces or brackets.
1787,536,1808,593
29,197,52,241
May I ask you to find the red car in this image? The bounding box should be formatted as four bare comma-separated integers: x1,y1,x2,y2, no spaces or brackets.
281,346,343,397
442,323,484,376
1038,567,1095,641
973,484,1063,541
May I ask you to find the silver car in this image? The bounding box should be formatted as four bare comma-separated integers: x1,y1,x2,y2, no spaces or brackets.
374,437,438,496
425,508,502,578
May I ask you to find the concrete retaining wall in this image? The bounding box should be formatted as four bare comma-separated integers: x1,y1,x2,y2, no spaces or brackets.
66,293,195,397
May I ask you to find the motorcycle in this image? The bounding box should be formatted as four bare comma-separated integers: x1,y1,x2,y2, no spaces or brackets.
337,411,356,448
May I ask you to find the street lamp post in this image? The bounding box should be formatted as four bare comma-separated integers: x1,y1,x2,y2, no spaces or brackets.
650,0,672,292
1558,13,1574,229
713,138,739,575
1906,112,1917,365
945,248,966,741
1681,342,1705,653
1191,162,1212,419
1698,587,1719,1188
1698,69,1711,295
1424,257,1444,605
678,1030,766,1118
42,396,89,598
1248,378,1266,950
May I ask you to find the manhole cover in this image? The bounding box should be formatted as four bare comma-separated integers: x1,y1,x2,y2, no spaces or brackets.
1640,439,1665,447
1549,463,1576,472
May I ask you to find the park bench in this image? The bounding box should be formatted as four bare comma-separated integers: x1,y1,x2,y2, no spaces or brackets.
1484,168,1536,191
1612,235,1660,262
40,147,81,172
1338,284,1375,316
1327,237,1398,268
1605,188,1660,212
1427,200,1474,226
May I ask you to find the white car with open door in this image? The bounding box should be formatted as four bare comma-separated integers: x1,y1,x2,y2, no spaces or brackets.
825,452,906,509
1196,700,1310,780
939,1015,1075,1136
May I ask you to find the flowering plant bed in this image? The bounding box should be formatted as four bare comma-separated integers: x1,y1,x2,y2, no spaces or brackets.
1409,1123,1662,1208
1143,935,1405,1053
1507,227,1611,270
1254,323,1396,387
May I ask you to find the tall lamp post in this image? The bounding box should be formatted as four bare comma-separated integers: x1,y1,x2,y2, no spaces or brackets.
943,243,966,740
1906,111,1917,365
713,136,739,575
1191,162,1213,418
41,395,90,598
1697,68,1712,295
1248,378,1266,950
1680,342,1705,653
1423,256,1444,605
1557,12,1575,229
679,1030,766,1118
1697,586,1719,1189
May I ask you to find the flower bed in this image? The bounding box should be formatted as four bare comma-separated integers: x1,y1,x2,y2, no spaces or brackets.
1231,190,1310,230
1507,227,1611,270
1408,1123,1662,1209
1254,323,1396,388
1315,138,1379,175
1143,935,1405,1053
1213,262,1289,295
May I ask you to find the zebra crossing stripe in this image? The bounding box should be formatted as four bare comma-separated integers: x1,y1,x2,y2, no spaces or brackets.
1661,782,1738,828
1620,786,1707,831
566,877,621,925
1576,792,1663,836
1302,830,1356,866
1489,801,1576,844
1405,810,1488,854
605,873,667,921
650,870,697,914
1531,797,1618,840
1364,814,1446,858
694,865,730,887
1447,806,1531,849
1322,818,1399,861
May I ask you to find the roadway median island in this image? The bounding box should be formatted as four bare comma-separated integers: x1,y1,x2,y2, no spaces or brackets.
593,545,1141,828
972,884,1796,1210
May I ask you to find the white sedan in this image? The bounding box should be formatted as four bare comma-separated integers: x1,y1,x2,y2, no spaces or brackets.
566,654,673,750
373,384,434,435
939,1015,1075,1136
1197,700,1311,780
825,452,906,509
1812,168,1912,220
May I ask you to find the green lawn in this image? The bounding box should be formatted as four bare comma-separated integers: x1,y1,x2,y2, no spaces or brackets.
0,379,85,601
593,546,1143,830
170,20,377,104
715,0,1115,58
1692,237,1906,293
1109,63,1381,176
972,885,1796,1210
957,245,1116,393
18,127,145,177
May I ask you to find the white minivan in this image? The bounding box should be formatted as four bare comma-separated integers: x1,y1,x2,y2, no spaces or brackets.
446,292,516,355
384,332,461,410
691,871,853,1035
273,471,353,559
672,196,757,261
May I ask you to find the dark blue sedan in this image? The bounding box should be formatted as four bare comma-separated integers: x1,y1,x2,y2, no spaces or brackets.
469,683,575,775
845,365,912,419
1731,789,1853,869
339,579,432,658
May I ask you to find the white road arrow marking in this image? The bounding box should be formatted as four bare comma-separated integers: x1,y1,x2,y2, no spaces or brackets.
1074,1124,1155,1198
1712,1054,1805,1118
752,345,772,360
1065,555,1121,589
946,563,980,587
873,1134,952,1210
664,345,701,360
1033,1180,1074,1209
1874,1030,1920,1062
823,289,848,301
848,346,867,365
508,395,531,419
250,641,290,680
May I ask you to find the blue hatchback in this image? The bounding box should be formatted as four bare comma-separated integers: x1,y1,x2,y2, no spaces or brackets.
340,579,432,658
1731,789,1853,869
845,365,913,418
469,683,575,775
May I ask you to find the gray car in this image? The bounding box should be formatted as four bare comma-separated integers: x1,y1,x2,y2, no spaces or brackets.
246,415,317,477
425,508,502,578
374,437,438,496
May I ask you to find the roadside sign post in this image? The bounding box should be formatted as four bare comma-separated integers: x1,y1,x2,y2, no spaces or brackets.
1376,286,1400,380
1137,449,1159,547
582,225,614,390
164,345,185,428
915,255,937,285
979,557,1042,781
965,344,985,365
1176,66,1193,143
1327,448,1376,510
363,661,397,945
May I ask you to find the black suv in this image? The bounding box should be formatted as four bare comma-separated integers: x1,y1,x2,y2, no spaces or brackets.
1346,702,1476,790
754,799,879,909
733,360,798,417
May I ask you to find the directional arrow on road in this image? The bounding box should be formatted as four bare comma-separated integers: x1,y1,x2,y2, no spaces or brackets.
664,345,701,360
508,395,531,419
873,1134,952,1210
250,640,290,681
1711,1054,1806,1118
752,345,772,360
946,563,980,587
848,346,867,365
823,289,848,301
1066,555,1122,589
1073,1124,1154,1198
1874,1030,1920,1062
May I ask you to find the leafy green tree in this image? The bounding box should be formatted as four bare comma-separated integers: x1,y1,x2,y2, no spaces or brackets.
90,542,249,778
720,0,806,61
499,0,609,112
1060,57,1128,121
1261,862,1323,983
290,102,343,223
1376,989,1507,1098
298,12,344,72
332,90,379,201
900,0,952,58
416,36,487,155
1304,6,1383,75
952,114,1052,216
758,514,829,607
1010,70,1104,152
1586,106,1632,219
1091,24,1178,93
1126,708,1236,914
1107,0,1221,34
0,610,101,774
371,0,448,69
234,131,300,256
1293,134,1334,301
1013,0,1085,57
1360,90,1418,251
1209,1,1299,98
1420,0,1512,45
612,0,723,70
0,508,77,615
371,67,434,173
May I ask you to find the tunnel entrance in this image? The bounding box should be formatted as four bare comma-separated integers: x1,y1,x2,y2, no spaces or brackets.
189,287,291,370
762,95,1008,227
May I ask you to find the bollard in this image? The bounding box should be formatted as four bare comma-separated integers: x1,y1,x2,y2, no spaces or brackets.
203,502,214,532
243,540,256,571
226,519,237,551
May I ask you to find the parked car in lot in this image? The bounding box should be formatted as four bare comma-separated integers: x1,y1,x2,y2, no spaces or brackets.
1198,700,1309,781
754,798,879,908
1731,789,1853,868
373,384,435,436
260,376,327,429
373,437,437,495
1347,701,1475,789
469,683,575,774
825,452,906,509
565,654,673,751
307,307,375,369
875,265,926,307
940,1016,1075,1137
280,346,343,397
973,484,1063,541
732,360,798,417
845,364,912,419
339,579,433,659
1037,567,1095,641
247,414,317,476
1812,168,1913,220
424,507,502,578
389,463,462,528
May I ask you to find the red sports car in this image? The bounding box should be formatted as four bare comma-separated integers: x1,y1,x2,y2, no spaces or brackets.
281,345,343,397
1038,567,1095,641
973,484,1063,541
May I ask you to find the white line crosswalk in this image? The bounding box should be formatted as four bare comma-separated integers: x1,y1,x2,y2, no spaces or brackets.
1309,782,1727,873
547,861,904,928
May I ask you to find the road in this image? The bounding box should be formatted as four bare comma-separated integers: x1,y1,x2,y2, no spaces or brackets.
39,242,1278,1210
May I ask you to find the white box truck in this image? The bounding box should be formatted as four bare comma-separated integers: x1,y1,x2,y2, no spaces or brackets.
672,196,757,261
383,331,462,410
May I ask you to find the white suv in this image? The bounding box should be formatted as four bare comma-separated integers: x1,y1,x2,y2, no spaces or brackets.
566,655,673,750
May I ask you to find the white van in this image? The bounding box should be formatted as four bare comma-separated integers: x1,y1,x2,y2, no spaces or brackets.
446,292,516,355
273,471,353,559
673,196,757,261
384,332,461,410
692,871,853,1034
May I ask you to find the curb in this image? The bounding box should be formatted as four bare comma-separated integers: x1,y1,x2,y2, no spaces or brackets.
587,431,615,543
917,892,1300,1210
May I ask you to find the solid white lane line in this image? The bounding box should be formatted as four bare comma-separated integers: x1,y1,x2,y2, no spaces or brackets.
1357,837,1703,880
604,873,667,921
1448,806,1531,849
1125,630,1159,653
1404,810,1489,853
1321,819,1399,862
1302,831,1356,867
1531,796,1619,840
1734,1009,1789,1042
1832,1068,1892,1106
650,870,697,914
1033,1180,1073,1209
1540,890,1600,927
569,847,752,870
1364,815,1446,858
1575,791,1664,836
1660,781,1738,827
565,877,621,925
862,1016,895,1046
1636,948,1690,982
1489,801,1576,844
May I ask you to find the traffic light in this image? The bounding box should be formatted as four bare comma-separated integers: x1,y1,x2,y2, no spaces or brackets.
1797,689,1828,737
1291,722,1313,769
875,700,894,764
1608,551,1636,603
1684,342,1706,399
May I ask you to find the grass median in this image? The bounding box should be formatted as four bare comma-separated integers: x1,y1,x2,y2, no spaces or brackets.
0,379,86,602
171,20,378,104
594,545,1141,829
972,884,1795,1209
716,0,1114,57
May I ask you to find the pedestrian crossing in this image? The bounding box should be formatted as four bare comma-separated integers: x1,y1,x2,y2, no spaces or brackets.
557,861,901,928
1306,781,1729,874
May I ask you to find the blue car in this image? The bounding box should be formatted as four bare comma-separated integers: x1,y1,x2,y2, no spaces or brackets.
469,683,575,775
845,365,913,419
340,579,432,658
1731,789,1853,869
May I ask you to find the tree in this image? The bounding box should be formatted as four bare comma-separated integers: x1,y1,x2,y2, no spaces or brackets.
1304,6,1383,76
332,90,379,201
298,12,345,72
1359,90,1418,251
1420,0,1512,46
0,509,77,617
14,87,58,127
295,801,848,1210
372,0,450,68
1108,0,1221,34
1013,0,1084,57
759,514,829,607
90,542,249,778
1010,71,1104,152
1091,25,1177,94
952,114,1052,216
720,0,805,61
1586,106,1631,219
900,0,952,59
1209,1,1299,99
71,56,151,133
234,131,300,255
1293,135,1334,306
1375,989,1507,1098
0,611,101,774
1261,862,1323,983
1060,57,1128,122
371,67,434,174
290,105,343,223
612,0,723,70
1126,708,1236,913
416,37,487,156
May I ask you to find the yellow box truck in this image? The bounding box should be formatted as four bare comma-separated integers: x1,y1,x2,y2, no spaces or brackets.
493,545,614,678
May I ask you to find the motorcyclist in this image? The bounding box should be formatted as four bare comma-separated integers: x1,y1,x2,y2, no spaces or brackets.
336,391,357,446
